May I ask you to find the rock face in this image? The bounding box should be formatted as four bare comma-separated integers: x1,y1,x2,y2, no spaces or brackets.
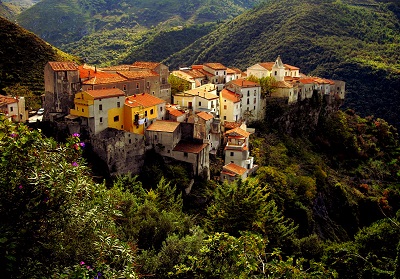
265,92,344,136
90,128,147,176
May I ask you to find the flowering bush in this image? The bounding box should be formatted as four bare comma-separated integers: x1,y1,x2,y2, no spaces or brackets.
0,116,137,278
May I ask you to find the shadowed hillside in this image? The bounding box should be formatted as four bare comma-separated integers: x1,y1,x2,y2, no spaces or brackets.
16,0,261,65
0,17,80,96
164,0,400,128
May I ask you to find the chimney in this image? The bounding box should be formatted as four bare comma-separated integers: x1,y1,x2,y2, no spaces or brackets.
88,71,91,79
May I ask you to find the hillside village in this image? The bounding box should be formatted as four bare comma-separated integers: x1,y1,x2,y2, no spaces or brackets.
30,56,345,186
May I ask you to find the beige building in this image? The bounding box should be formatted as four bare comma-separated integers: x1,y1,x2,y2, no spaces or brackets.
145,120,210,179
173,84,219,115
0,95,27,122
70,88,125,135
220,88,241,124
130,62,171,103
225,79,263,122
44,62,80,120
247,56,300,80
221,162,248,182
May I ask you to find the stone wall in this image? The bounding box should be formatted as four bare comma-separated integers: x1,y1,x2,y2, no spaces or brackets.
91,128,147,176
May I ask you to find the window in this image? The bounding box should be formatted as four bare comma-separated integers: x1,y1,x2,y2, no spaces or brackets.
247,90,250,96
254,90,257,96
136,83,139,89
129,139,132,144
123,84,127,91
247,99,250,105
145,111,148,117
117,102,120,108
274,71,277,76
150,109,154,115
114,115,119,122
167,150,170,153
99,104,103,110
154,135,158,140
160,107,163,111
162,77,166,84
230,152,234,157
184,152,188,158
254,98,256,104
10,107,13,112
199,102,202,106
223,116,226,120
82,108,84,112
224,105,227,110
147,81,150,88
100,117,103,123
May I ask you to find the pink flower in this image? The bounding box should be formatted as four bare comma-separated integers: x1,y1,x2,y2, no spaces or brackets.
10,133,17,138
72,162,79,167
79,261,85,265
18,185,23,189
79,142,85,148
72,133,80,137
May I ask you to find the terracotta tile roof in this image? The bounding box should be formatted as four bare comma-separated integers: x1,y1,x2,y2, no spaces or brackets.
225,127,251,138
82,76,128,85
146,120,180,132
197,111,214,121
99,65,132,71
258,62,275,71
230,79,259,87
131,61,160,70
118,70,159,79
79,65,128,84
223,121,242,129
284,64,299,70
167,108,185,117
275,81,293,88
0,95,17,105
227,67,243,74
222,163,247,176
298,78,316,84
48,62,79,71
86,88,125,99
184,69,207,78
125,93,165,108
185,88,219,100
257,62,299,71
173,140,208,154
204,63,227,70
312,77,333,84
191,65,203,70
221,89,241,103
197,68,214,78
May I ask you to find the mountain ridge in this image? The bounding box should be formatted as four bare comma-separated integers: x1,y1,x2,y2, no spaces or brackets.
163,0,400,128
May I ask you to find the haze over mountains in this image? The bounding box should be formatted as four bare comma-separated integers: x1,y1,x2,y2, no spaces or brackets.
1,0,400,127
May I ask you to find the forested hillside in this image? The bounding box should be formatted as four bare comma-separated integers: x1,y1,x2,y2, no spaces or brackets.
0,17,80,97
16,0,261,65
1,99,400,277
165,0,400,128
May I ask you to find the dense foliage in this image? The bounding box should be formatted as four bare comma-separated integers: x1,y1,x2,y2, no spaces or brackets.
0,17,80,101
16,0,261,65
2,98,400,277
164,0,400,128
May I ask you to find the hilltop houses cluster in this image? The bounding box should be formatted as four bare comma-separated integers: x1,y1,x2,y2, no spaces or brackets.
42,56,345,182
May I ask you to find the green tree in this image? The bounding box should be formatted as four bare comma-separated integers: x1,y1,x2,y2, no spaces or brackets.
168,74,191,95
247,74,276,98
206,178,297,249
0,116,137,277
